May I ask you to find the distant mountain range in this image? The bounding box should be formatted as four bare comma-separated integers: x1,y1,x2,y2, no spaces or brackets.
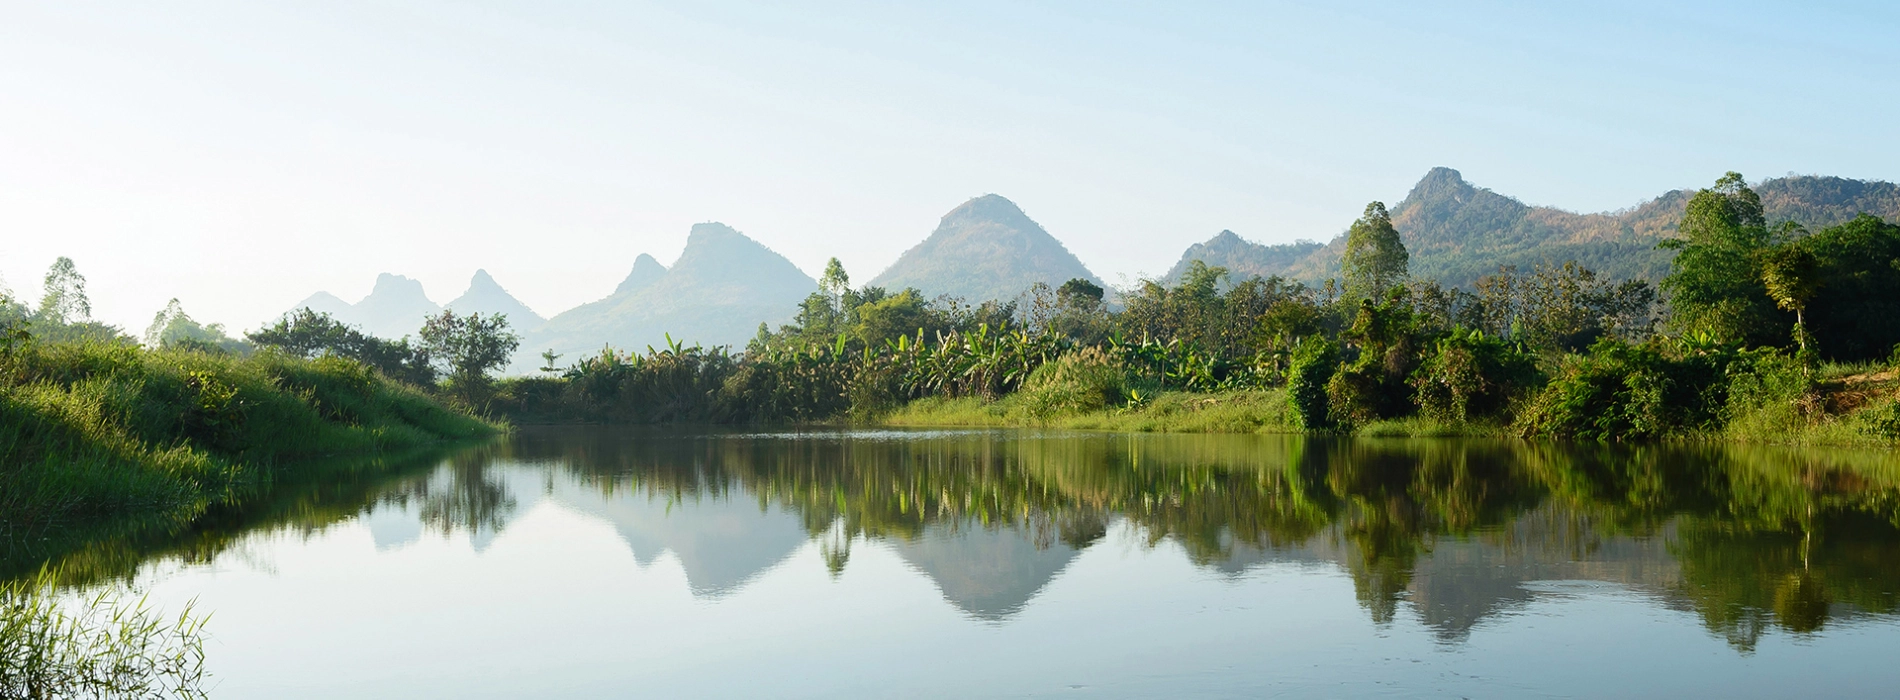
287,270,543,340
1170,168,1900,288
280,170,1900,365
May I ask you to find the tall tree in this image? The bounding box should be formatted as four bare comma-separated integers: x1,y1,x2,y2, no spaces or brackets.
37,256,92,325
1660,172,1784,346
1340,202,1409,304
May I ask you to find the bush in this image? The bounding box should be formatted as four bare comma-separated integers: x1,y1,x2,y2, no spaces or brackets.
1011,347,1126,420
1410,328,1539,423
1516,337,1744,440
1286,336,1337,430
0,338,494,531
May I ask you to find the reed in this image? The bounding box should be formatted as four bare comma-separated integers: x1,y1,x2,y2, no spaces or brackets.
0,569,209,699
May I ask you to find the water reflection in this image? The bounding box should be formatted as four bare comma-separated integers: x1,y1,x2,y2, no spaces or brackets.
19,428,1900,654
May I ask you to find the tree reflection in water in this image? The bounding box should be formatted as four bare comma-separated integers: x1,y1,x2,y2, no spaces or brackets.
14,428,1900,651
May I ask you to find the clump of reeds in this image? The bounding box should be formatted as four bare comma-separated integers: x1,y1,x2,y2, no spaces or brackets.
1,570,209,699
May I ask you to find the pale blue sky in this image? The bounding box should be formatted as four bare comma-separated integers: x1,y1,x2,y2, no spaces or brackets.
2,1,1895,333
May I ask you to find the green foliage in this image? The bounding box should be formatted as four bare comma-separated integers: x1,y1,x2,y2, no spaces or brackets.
247,309,436,386
0,336,494,533
1795,215,1900,361
1286,336,1337,430
1409,327,1539,423
1340,202,1409,304
1515,337,1747,440
1472,261,1656,352
417,310,520,405
143,299,250,356
1327,291,1427,426
1011,347,1126,421
1,570,209,698
1661,172,1787,347
1118,261,1315,362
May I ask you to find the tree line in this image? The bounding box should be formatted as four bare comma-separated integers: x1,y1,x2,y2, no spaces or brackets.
9,171,1898,437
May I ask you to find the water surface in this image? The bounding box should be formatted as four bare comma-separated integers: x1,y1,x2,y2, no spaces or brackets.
48,428,1900,697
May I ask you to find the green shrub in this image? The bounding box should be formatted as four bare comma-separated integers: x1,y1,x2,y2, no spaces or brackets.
1410,328,1540,423
0,338,494,532
1011,347,1126,421
1720,351,1815,439
1516,337,1744,440
1286,336,1337,431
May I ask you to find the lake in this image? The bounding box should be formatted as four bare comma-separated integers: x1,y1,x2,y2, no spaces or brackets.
43,427,1900,698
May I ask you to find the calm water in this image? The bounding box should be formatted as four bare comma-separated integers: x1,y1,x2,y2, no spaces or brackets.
42,428,1900,698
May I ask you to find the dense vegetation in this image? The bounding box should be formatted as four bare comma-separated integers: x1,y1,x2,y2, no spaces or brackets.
491,173,1900,445
0,265,502,545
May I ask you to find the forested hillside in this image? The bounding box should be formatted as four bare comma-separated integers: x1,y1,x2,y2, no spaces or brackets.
1172,169,1900,289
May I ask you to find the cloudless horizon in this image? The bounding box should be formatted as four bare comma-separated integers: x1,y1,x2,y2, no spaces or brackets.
4,0,1897,334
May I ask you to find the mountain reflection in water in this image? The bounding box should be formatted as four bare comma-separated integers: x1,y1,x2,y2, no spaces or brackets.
20,427,1900,660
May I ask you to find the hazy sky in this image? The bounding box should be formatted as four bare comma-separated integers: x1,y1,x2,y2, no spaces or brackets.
3,1,1896,334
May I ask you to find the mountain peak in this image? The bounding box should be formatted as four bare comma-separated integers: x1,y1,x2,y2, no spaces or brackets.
944,194,1031,225
869,195,1100,302
1164,230,1322,283
367,273,429,301
614,254,668,296
447,269,543,330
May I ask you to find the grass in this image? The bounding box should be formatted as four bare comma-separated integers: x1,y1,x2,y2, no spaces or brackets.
1,568,209,698
884,355,1899,445
1,339,499,537
885,388,1299,433
1716,356,1900,447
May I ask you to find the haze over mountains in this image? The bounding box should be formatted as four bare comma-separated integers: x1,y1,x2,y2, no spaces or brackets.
281,170,1900,364
292,270,544,340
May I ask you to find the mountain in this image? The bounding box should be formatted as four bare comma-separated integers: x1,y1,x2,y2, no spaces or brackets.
445,269,544,332
289,290,353,318
890,523,1084,621
1163,230,1323,284
352,273,442,339
1169,168,1900,290
523,222,816,366
282,273,441,339
869,194,1101,303
613,254,667,296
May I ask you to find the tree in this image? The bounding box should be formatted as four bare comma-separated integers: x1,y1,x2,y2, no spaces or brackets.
1660,172,1784,346
1340,202,1409,304
819,257,850,300
143,298,249,354
1794,215,1900,361
418,310,520,401
247,309,435,385
37,257,92,325
1757,243,1821,357
1056,278,1104,307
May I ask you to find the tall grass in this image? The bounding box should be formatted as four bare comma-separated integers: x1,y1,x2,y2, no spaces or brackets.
1,339,497,535
1,569,209,699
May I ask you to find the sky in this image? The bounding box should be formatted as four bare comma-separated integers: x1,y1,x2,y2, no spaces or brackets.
2,0,1897,334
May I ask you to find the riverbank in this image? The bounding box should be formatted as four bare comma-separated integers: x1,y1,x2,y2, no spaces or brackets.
1,340,499,538
879,375,1899,446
